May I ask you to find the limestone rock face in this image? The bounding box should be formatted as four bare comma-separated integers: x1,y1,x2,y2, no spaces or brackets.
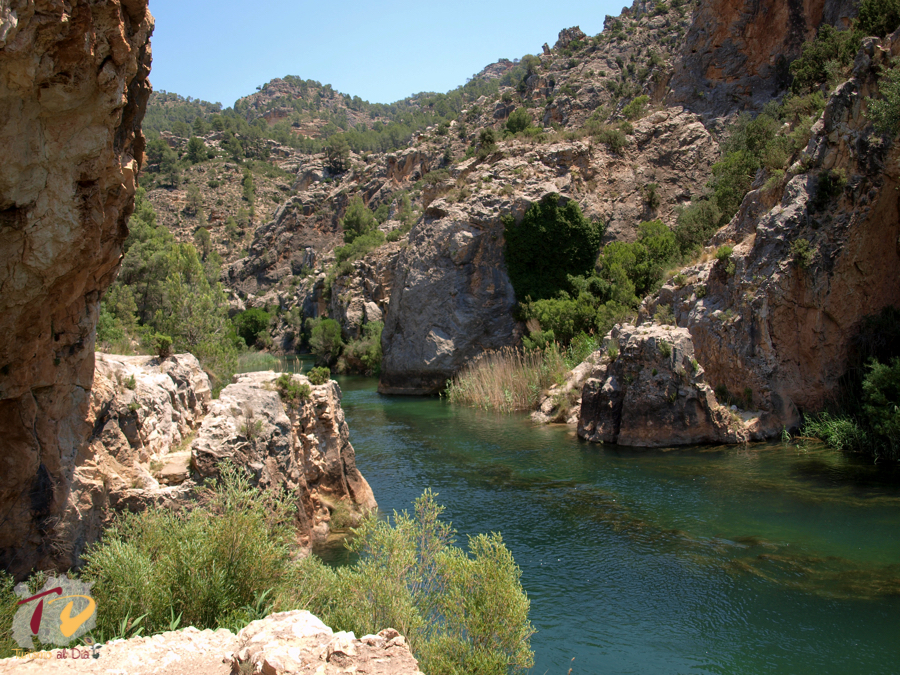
645,31,900,434
378,202,523,395
230,611,423,675
191,371,377,546
578,324,747,447
328,241,401,341
0,0,152,579
667,0,858,118
0,613,421,675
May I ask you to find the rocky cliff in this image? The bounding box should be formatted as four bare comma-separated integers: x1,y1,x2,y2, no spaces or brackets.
668,0,858,119
643,29,900,435
0,0,153,579
191,371,377,547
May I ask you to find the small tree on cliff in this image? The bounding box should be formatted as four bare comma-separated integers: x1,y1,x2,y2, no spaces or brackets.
326,135,350,173
341,196,377,243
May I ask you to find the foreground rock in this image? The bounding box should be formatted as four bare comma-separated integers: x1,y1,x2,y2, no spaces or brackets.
578,324,752,447
0,612,421,675
0,0,153,578
192,371,377,546
54,354,210,568
231,610,423,675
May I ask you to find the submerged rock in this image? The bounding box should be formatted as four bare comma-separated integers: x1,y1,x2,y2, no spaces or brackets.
577,324,752,447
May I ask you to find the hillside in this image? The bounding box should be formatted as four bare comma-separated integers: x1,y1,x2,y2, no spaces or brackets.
116,0,900,454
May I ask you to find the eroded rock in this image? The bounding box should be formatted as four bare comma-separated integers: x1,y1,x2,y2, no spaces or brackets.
191,371,377,546
577,324,749,447
0,0,153,579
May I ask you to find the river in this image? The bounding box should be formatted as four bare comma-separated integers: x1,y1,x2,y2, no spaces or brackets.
329,374,900,675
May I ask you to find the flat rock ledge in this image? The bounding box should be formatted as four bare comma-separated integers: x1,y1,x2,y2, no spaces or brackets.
0,611,421,675
577,324,757,447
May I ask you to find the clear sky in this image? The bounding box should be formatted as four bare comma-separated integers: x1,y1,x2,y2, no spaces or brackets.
147,0,625,108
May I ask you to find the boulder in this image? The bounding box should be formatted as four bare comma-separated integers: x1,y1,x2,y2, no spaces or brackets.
578,324,749,447
229,611,423,675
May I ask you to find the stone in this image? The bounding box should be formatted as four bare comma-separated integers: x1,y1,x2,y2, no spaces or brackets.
191,371,377,546
0,0,153,579
577,324,748,447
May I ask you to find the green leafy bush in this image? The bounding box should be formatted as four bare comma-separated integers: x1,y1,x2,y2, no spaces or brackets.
790,24,861,95
341,196,378,244
862,357,900,454
503,193,604,302
674,199,722,255
81,463,296,637
234,308,272,348
306,317,344,366
307,366,331,385
622,95,650,120
506,107,533,135
858,0,900,37
866,59,900,135
790,238,814,268
338,321,384,375
334,229,386,265
275,373,311,404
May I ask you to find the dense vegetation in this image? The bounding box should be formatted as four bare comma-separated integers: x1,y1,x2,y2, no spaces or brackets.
1,467,535,673
97,189,241,393
802,307,900,461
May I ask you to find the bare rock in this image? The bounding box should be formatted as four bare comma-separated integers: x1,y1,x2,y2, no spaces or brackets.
667,0,858,119
191,372,377,547
578,324,748,447
0,0,153,579
230,611,423,675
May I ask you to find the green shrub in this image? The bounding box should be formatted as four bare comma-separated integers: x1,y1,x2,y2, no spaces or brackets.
593,126,628,153
275,373,311,404
338,321,383,375
153,333,173,359
715,245,734,262
334,229,386,265
341,196,378,244
790,238,814,268
790,24,862,95
234,308,272,348
802,412,873,453
503,193,604,302
866,59,900,135
307,317,344,365
1,571,16,658
659,341,672,358
674,199,722,255
307,366,331,385
81,463,296,637
622,95,650,120
506,107,532,135
811,168,846,211
282,491,534,674
858,0,900,37
862,357,900,455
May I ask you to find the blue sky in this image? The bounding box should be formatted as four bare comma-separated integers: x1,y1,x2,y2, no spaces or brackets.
147,0,624,107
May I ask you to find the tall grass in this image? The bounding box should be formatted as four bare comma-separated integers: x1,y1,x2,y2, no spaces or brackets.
236,351,280,373
445,345,569,412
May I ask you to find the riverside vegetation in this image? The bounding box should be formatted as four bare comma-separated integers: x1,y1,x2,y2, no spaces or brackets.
0,465,533,673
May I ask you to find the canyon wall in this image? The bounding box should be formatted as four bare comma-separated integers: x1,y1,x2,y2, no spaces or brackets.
0,0,153,579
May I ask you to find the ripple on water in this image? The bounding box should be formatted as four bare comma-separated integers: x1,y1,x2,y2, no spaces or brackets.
337,377,900,674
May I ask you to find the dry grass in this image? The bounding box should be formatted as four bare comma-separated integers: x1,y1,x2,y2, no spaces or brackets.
445,345,569,412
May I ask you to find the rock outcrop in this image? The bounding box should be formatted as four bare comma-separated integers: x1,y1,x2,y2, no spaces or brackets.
667,0,858,119
577,324,749,447
230,611,423,675
0,0,153,579
0,612,421,675
42,353,209,571
645,29,900,435
191,371,377,546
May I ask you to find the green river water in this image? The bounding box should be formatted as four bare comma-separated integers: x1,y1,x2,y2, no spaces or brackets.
270,361,900,673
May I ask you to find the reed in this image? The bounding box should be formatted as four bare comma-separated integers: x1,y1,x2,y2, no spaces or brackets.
445,345,569,413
